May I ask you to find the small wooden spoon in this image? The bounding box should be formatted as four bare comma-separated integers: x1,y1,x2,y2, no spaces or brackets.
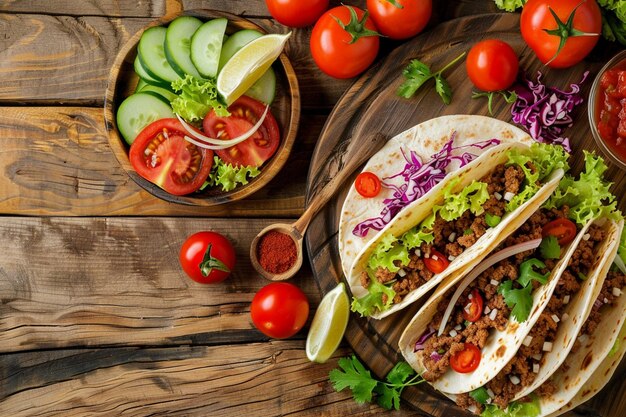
250,132,387,281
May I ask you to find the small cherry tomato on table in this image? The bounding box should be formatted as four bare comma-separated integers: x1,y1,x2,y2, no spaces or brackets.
310,6,380,79
450,343,481,373
264,0,329,28
542,218,577,245
424,249,450,274
129,118,214,196
520,0,601,68
179,231,236,284
366,0,432,40
466,39,519,92
462,289,484,322
355,172,382,198
251,282,309,339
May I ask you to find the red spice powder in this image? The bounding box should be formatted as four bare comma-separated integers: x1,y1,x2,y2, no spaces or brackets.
257,230,297,274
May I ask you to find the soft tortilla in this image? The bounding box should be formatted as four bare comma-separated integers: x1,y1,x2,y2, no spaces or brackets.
338,115,533,279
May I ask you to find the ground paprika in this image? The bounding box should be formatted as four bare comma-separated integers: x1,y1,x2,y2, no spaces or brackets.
256,230,297,274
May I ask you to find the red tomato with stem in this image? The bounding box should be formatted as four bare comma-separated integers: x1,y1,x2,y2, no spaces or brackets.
203,95,280,167
310,6,380,79
129,118,213,195
542,218,577,245
355,172,382,198
251,282,309,339
462,289,484,322
265,0,329,28
450,343,481,373
366,0,432,40
466,39,519,92
179,231,236,284
424,249,450,274
520,0,601,68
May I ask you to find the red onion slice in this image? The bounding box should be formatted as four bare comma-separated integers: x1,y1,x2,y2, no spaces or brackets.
437,238,542,336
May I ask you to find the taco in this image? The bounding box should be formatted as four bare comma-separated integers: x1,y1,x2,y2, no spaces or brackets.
347,141,568,319
338,115,533,279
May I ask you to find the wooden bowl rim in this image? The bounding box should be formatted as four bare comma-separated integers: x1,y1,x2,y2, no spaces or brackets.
104,9,300,206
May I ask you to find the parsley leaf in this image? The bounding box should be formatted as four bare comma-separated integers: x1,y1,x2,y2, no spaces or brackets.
518,258,549,287
539,236,561,260
330,356,424,410
397,52,466,104
498,280,534,322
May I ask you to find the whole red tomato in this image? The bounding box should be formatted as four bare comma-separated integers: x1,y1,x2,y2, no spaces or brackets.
466,39,519,91
310,6,380,79
179,232,236,284
265,0,329,28
520,0,601,68
250,282,309,339
366,0,432,40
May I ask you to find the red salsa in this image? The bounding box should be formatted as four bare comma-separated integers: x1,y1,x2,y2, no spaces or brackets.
596,63,626,161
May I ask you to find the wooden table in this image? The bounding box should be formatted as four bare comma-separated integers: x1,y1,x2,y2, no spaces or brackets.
0,1,623,416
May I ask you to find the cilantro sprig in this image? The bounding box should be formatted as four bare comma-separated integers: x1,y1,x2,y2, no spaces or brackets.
397,52,466,104
498,258,550,322
329,356,424,410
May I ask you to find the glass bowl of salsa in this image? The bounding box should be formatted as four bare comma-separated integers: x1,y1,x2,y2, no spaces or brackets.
589,49,626,170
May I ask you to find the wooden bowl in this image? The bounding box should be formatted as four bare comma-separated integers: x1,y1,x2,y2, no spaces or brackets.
104,10,300,206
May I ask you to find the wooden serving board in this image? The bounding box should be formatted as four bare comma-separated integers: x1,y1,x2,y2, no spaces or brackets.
305,13,626,417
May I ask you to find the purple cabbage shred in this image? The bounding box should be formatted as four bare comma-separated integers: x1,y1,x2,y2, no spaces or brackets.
430,351,443,363
352,134,500,237
511,71,589,153
413,327,436,352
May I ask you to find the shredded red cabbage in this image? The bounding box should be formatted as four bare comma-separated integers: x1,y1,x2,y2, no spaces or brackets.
413,327,436,352
430,351,443,363
352,134,500,237
511,71,589,153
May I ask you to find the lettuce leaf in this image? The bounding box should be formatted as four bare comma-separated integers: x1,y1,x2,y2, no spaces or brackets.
543,151,622,225
493,0,524,12
482,395,541,417
437,179,489,221
401,226,434,249
351,273,396,317
171,74,229,122
204,156,260,192
367,235,410,273
618,225,626,267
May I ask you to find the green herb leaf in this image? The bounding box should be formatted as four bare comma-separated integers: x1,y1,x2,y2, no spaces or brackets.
329,356,379,404
518,258,549,287
539,235,561,260
470,386,490,405
397,52,465,104
435,74,452,105
485,213,502,228
498,280,534,323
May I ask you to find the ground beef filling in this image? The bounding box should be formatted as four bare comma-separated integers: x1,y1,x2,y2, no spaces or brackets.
360,164,525,305
418,208,563,384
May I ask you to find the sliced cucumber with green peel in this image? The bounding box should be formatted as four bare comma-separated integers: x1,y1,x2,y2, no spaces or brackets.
134,55,167,86
139,84,178,103
138,26,181,83
190,18,228,79
218,29,263,71
165,16,204,79
245,67,276,104
135,78,148,93
116,92,175,145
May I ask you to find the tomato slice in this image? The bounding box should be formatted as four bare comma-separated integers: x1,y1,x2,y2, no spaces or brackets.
424,249,450,274
542,218,577,245
450,343,481,373
203,95,280,167
462,289,484,322
355,172,382,198
129,118,213,196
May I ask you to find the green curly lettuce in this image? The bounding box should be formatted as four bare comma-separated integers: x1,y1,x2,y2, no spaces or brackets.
351,272,396,317
367,234,411,273
481,395,541,417
170,74,229,122
437,179,489,221
493,0,524,12
204,156,260,192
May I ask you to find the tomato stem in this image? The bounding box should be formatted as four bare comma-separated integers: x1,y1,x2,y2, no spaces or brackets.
543,1,599,66
199,243,231,277
333,6,380,44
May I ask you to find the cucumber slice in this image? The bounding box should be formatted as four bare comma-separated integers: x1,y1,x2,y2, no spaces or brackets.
245,67,276,104
135,78,148,93
218,29,263,71
139,84,179,103
116,92,175,145
190,18,228,79
133,54,167,86
164,16,204,79
138,26,181,83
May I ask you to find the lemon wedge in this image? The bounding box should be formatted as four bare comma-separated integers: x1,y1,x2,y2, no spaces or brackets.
306,282,350,363
217,32,291,105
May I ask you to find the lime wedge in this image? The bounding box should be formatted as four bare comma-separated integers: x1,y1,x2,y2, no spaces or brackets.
217,32,290,105
306,282,350,363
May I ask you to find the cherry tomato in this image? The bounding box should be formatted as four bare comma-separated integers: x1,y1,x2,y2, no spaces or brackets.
310,6,380,79
355,172,382,198
424,249,450,274
251,282,309,339
466,39,519,92
129,118,213,195
265,0,329,28
203,95,280,167
450,343,481,373
542,218,577,245
366,0,432,40
462,289,484,322
520,0,601,69
179,232,236,284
